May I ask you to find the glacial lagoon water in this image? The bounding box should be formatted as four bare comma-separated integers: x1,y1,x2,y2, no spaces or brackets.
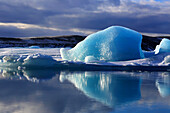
0,69,170,113
0,47,169,113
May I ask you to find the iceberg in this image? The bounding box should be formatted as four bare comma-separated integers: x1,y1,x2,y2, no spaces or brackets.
155,38,170,54
60,26,144,62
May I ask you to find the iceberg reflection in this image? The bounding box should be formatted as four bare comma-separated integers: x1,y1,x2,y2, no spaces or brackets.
0,68,58,81
1,68,170,112
156,72,170,97
60,71,142,107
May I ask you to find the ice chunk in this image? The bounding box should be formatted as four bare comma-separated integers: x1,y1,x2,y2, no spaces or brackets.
155,38,170,54
29,46,40,49
2,55,20,63
0,54,59,68
164,55,170,64
61,26,144,62
0,55,24,67
22,53,57,68
160,55,170,65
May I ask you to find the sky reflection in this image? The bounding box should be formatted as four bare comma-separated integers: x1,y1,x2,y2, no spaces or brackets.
0,69,170,113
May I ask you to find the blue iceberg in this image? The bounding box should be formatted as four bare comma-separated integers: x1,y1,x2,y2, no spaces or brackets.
155,38,170,54
61,26,144,62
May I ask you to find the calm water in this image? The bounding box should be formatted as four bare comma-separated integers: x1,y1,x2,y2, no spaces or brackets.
0,69,170,113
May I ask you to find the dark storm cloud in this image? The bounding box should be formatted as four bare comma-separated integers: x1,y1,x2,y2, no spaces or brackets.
112,0,121,6
0,0,170,37
46,12,170,34
0,0,122,23
0,2,56,25
0,0,121,12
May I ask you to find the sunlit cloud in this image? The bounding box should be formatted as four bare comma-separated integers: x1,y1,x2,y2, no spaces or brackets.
0,22,95,37
0,23,61,31
69,28,96,35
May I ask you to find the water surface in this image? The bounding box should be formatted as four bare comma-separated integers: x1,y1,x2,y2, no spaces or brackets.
0,69,170,113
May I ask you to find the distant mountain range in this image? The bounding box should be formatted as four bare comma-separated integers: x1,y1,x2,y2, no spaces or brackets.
0,34,170,51
0,35,86,48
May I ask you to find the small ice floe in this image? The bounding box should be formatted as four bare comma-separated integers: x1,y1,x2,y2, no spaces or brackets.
29,46,40,49
22,53,57,68
0,53,59,69
160,55,170,65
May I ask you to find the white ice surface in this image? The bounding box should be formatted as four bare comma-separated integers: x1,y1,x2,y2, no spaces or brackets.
0,47,61,59
0,47,169,69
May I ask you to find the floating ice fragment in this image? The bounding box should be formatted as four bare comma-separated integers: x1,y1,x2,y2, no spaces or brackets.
155,38,170,54
61,26,144,62
22,53,57,68
0,54,58,68
164,55,170,64
160,55,170,65
2,55,20,63
29,46,40,49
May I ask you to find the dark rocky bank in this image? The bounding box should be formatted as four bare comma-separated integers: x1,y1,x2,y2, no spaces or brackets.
0,35,169,51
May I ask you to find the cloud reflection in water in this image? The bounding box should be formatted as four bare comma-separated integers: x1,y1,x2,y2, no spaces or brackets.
0,68,170,113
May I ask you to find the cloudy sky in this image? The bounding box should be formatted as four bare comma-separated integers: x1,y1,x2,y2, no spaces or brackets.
0,0,170,37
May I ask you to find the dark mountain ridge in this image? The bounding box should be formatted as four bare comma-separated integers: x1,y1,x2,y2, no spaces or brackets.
0,34,169,51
